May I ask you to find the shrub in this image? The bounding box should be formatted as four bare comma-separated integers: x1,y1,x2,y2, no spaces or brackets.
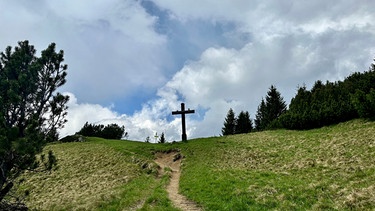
76,122,127,139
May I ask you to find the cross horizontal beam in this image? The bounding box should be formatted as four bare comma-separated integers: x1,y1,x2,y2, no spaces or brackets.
172,109,195,115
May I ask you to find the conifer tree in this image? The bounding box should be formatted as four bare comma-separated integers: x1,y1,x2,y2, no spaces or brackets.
222,108,236,135
255,99,266,131
236,111,253,134
245,111,253,132
266,85,287,121
255,86,286,130
159,132,166,143
0,41,68,202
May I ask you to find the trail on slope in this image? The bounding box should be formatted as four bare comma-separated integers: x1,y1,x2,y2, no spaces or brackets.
154,151,202,211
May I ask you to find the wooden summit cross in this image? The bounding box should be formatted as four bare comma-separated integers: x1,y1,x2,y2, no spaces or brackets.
172,103,195,141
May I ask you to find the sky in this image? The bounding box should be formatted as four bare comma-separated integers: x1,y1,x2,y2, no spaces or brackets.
1,0,375,142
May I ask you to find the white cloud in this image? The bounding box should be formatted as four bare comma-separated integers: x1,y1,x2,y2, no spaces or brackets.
59,92,120,137
60,92,184,142
46,0,163,45
150,0,252,22
0,0,170,104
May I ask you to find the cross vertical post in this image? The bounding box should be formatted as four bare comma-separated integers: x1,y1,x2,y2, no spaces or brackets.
172,103,195,141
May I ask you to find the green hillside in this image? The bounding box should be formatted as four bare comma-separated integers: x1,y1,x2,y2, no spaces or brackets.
18,119,375,210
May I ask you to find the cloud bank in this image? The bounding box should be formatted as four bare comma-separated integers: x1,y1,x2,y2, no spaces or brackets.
1,1,375,141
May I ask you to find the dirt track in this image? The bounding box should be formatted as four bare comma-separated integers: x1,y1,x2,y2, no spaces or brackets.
154,151,202,211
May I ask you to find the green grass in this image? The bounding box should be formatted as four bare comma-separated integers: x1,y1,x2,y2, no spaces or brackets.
178,119,375,210
18,119,375,210
18,138,177,210
95,174,178,211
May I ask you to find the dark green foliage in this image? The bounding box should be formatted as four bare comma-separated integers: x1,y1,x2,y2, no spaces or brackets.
159,132,166,143
280,61,375,130
255,86,286,130
254,99,266,131
102,124,127,140
77,122,126,139
266,85,287,120
351,89,375,119
76,122,103,137
222,109,253,135
0,41,68,202
222,108,236,135
235,111,253,134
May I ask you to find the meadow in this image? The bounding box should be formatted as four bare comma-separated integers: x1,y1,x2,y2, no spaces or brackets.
18,119,375,210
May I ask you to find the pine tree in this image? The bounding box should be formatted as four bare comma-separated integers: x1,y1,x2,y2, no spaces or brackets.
222,108,236,135
244,111,253,132
236,111,253,134
159,132,166,143
0,41,68,202
266,85,287,121
255,99,266,131
255,85,286,130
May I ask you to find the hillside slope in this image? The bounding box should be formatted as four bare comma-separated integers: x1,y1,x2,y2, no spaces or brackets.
18,139,176,210
179,119,375,210
18,119,375,210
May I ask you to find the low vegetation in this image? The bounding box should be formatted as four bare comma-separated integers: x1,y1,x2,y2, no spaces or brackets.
76,122,128,140
16,119,375,210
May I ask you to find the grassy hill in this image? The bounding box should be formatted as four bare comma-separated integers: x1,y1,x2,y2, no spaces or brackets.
18,119,375,210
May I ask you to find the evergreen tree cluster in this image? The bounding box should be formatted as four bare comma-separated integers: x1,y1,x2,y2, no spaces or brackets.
279,66,375,129
222,85,287,136
76,122,127,139
222,60,375,133
222,109,253,135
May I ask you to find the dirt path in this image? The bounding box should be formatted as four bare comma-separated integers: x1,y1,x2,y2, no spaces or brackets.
154,151,202,211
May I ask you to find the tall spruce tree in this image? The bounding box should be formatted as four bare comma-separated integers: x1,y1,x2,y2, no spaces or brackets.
159,132,166,143
255,85,286,130
266,85,287,120
222,108,236,135
255,99,266,131
0,41,69,202
236,111,253,134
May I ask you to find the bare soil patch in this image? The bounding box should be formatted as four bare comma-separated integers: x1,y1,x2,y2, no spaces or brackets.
155,151,202,211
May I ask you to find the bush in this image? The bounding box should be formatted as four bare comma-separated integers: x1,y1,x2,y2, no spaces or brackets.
76,122,127,139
